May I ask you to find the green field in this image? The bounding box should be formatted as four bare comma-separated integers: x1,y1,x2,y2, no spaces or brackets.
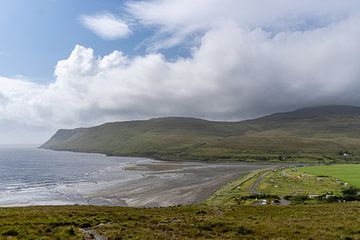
1,204,360,239
207,167,347,206
301,164,360,187
257,168,345,196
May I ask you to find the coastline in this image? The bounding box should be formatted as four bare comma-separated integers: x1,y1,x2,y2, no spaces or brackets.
0,147,275,208
84,161,274,207
0,161,273,208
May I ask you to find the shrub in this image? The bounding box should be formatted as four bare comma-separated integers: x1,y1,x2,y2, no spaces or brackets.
68,228,76,236
237,226,254,235
289,195,309,203
342,187,360,201
2,229,18,236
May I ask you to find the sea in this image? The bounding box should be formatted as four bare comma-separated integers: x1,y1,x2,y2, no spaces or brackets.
0,146,150,206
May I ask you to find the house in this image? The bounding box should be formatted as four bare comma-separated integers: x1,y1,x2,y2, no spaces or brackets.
308,194,319,199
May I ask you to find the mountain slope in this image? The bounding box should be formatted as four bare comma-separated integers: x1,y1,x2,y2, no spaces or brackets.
41,106,360,162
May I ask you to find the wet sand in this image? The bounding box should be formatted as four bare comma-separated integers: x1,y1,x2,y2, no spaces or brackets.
85,161,274,207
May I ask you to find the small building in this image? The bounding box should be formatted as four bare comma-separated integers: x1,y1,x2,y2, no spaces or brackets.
308,194,319,199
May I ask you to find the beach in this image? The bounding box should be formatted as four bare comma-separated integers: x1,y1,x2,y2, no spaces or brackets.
85,161,273,207
0,147,273,207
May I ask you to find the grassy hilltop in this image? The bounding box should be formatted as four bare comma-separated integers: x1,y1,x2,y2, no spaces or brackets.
42,105,360,162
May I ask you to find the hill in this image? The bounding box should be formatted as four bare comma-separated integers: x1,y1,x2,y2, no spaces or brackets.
41,105,360,162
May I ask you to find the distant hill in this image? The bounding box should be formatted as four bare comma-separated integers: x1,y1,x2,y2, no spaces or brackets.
41,106,360,162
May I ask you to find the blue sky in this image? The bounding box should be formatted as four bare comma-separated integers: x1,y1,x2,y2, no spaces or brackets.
0,0,360,143
1,0,357,82
0,0,154,82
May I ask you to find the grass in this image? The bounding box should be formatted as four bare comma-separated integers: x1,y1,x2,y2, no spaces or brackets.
207,166,347,206
257,168,345,196
301,164,360,187
205,170,266,206
1,204,360,239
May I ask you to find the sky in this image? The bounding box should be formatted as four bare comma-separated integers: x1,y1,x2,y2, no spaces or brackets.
1,0,360,144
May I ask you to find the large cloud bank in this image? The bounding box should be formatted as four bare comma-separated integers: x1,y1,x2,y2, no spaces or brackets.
1,0,360,142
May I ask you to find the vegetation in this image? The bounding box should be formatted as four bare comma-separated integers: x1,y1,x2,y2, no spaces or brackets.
42,105,360,162
1,204,360,239
256,167,345,196
207,166,355,205
301,164,360,187
206,170,268,206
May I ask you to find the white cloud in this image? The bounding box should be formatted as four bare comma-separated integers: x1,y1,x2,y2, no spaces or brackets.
1,1,360,143
80,13,131,40
2,14,360,131
126,0,360,50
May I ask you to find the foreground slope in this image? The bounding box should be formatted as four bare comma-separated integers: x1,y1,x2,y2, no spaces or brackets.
1,204,360,239
42,105,360,162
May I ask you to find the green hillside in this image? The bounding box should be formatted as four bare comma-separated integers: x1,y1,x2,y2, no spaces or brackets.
41,105,360,162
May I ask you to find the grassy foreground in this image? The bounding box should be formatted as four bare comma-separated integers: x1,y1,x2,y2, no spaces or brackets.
1,204,360,239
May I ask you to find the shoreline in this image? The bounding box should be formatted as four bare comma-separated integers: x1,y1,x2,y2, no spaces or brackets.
0,159,275,208
84,161,275,207
0,147,278,208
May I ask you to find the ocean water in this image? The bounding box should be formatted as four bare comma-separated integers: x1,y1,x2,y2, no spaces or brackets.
0,146,150,206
